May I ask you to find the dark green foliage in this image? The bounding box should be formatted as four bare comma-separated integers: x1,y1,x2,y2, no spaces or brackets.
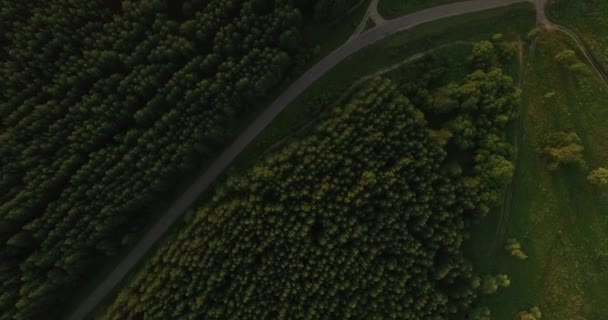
516,306,542,320
468,306,491,320
470,41,496,70
103,44,520,317
290,0,360,21
428,67,519,207
313,0,360,22
0,0,305,317
104,78,479,319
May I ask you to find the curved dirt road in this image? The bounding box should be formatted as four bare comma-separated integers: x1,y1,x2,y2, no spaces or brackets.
550,24,608,90
69,0,533,319
532,0,608,89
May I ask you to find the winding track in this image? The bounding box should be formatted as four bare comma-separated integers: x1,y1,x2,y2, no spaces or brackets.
550,24,608,90
69,1,536,318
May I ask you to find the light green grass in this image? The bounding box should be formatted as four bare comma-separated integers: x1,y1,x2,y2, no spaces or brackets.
379,0,461,19
465,31,608,320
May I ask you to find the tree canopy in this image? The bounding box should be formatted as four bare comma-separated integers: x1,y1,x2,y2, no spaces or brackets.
105,77,481,319
0,0,309,317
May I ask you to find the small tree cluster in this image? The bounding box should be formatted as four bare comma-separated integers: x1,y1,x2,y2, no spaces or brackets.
587,167,608,186
470,41,496,70
504,238,528,260
517,306,542,320
540,131,586,171
469,306,491,320
555,49,592,75
480,274,511,294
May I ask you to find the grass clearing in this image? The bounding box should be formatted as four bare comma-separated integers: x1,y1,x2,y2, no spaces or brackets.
465,30,608,320
378,0,462,19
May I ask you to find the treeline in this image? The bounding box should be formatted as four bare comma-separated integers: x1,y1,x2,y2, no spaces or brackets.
0,0,309,318
102,40,520,319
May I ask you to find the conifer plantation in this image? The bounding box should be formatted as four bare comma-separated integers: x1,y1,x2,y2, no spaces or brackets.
0,0,324,317
103,43,520,318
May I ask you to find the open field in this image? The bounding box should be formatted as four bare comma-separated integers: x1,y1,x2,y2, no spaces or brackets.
465,30,608,320
378,0,461,19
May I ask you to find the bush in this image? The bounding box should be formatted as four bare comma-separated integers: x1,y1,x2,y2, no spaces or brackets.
480,274,510,294
517,306,542,320
504,238,528,260
587,167,608,186
540,131,587,171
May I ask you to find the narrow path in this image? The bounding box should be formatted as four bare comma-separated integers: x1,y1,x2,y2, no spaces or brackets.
534,0,549,25
349,10,372,41
534,0,608,90
495,37,534,251
349,0,385,41
69,1,533,319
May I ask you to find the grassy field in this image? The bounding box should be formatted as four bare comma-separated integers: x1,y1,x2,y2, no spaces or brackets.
548,0,608,71
465,30,608,320
378,0,461,19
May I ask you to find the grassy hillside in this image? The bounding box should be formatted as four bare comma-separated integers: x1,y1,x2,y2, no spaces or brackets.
466,30,608,320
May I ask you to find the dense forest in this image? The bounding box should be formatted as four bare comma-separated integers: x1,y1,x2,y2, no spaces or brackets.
0,0,349,318
103,40,520,319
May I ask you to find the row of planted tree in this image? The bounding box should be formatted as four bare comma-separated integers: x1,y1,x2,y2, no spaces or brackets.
0,0,344,317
